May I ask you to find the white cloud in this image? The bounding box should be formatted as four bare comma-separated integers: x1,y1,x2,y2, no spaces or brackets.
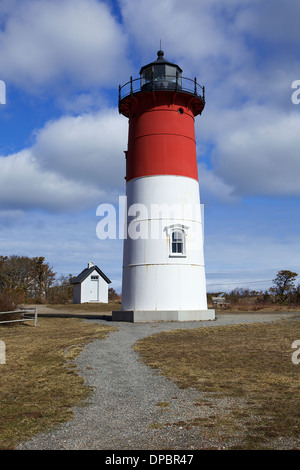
207,106,300,197
235,0,300,46
0,0,130,91
0,209,124,290
205,229,300,291
1,0,299,213
33,109,127,189
197,163,236,204
0,108,128,212
0,149,106,212
120,0,250,74
119,0,299,111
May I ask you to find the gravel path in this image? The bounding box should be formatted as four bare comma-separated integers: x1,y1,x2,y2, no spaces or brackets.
17,312,299,450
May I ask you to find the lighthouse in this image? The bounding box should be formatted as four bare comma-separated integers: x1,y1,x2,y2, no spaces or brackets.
112,50,215,322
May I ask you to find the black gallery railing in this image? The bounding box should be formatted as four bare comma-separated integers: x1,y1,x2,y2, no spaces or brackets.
119,75,205,104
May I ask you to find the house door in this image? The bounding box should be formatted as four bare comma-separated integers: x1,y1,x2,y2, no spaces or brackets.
90,276,99,301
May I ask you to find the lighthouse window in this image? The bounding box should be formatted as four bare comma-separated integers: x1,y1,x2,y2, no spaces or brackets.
165,65,182,86
153,64,165,81
142,67,153,85
170,229,186,256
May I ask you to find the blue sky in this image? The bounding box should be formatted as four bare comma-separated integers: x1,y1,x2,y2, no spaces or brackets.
0,0,300,294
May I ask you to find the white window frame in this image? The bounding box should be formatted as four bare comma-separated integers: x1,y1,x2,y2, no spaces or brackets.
166,224,188,258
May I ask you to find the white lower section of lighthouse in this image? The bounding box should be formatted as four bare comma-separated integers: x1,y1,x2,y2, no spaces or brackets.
112,175,215,322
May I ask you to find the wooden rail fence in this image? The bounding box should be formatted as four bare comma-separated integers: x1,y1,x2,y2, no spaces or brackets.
211,297,230,308
0,307,38,326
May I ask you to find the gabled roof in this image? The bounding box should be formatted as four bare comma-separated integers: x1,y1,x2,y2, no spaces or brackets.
71,265,111,285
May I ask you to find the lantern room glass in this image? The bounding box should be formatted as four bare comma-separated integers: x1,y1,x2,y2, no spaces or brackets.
140,64,182,91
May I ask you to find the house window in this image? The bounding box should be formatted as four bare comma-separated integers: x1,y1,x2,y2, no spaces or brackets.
91,275,99,280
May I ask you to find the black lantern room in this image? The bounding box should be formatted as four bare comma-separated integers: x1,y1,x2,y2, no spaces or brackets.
118,50,205,118
140,50,182,91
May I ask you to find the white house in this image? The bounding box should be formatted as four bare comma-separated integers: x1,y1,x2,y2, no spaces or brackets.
71,262,111,304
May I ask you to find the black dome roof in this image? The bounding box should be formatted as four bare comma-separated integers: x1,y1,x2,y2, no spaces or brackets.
139,50,182,75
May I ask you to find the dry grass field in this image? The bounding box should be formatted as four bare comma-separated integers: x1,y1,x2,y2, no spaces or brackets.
208,300,300,313
36,301,121,315
47,301,121,311
133,318,300,449
1,308,299,450
0,317,116,449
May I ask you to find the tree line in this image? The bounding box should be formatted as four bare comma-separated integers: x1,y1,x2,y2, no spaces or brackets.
0,255,73,310
0,254,119,311
0,255,299,311
209,270,300,307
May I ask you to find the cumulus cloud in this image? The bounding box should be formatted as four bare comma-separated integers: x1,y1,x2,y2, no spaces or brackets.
197,162,236,204
119,0,263,86
199,105,300,197
119,0,299,110
0,0,130,91
33,109,127,187
0,108,128,212
235,0,300,46
0,150,106,212
1,0,299,214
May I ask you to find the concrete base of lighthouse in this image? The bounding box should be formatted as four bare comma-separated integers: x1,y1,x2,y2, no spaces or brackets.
112,309,215,323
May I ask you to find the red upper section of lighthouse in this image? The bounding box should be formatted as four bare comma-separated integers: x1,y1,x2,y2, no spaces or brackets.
118,51,205,182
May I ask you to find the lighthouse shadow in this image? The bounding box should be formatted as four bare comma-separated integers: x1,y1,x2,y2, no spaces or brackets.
85,314,113,321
